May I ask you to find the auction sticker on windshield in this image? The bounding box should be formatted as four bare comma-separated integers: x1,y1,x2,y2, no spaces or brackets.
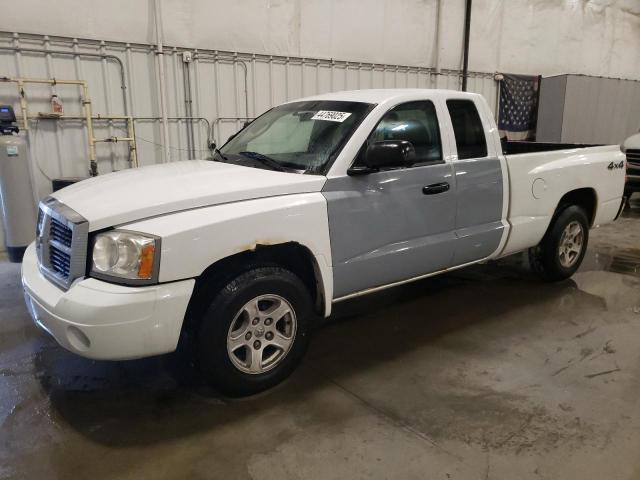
312,110,352,122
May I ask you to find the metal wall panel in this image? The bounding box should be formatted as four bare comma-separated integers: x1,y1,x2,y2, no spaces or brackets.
0,31,498,252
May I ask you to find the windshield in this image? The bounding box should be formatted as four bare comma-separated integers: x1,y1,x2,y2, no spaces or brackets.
219,100,373,174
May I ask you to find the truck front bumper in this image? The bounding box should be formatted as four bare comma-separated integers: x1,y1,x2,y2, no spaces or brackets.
21,243,195,360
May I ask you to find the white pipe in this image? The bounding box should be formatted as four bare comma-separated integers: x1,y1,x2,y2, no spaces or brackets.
434,0,443,77
154,0,171,163
99,40,116,171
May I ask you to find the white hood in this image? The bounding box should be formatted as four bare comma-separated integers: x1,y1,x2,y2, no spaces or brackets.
52,161,326,230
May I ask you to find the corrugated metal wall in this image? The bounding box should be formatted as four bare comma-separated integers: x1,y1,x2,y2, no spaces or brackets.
0,31,498,251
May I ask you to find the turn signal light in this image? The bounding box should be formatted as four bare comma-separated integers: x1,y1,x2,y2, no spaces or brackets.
138,244,156,279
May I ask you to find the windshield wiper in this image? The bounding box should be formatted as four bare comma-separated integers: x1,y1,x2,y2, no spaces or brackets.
239,151,287,172
211,145,228,162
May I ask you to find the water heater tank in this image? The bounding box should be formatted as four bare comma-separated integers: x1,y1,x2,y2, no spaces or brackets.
0,106,38,262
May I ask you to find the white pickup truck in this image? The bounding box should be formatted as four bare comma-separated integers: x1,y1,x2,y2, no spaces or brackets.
22,89,625,396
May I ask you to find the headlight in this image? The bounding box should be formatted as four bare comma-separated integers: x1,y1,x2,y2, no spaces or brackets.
90,231,160,285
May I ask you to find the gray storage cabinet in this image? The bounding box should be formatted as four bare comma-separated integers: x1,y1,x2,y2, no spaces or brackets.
536,74,640,145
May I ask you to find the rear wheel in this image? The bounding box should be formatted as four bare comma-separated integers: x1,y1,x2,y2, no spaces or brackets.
196,266,314,397
529,205,589,281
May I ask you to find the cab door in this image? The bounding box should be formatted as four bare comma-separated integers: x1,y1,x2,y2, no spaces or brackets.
322,100,457,299
445,98,505,265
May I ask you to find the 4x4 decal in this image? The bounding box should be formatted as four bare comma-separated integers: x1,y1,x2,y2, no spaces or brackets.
608,161,624,170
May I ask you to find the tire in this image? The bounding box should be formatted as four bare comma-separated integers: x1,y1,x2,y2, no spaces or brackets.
529,205,589,282
196,265,314,397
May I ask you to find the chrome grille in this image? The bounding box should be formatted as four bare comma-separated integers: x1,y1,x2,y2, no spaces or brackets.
36,197,89,290
49,244,71,277
50,217,73,248
627,149,640,173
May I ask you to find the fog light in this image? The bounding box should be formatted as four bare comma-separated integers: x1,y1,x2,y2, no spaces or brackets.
67,326,91,351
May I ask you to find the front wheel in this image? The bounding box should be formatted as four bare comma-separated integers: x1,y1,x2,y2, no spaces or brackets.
529,205,589,281
196,266,314,397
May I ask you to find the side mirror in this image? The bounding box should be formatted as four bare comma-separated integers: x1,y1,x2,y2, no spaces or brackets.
348,140,416,175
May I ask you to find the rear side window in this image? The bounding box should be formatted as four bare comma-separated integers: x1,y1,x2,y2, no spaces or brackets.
446,100,488,159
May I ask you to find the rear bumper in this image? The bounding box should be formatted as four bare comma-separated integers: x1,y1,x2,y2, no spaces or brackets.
21,243,195,360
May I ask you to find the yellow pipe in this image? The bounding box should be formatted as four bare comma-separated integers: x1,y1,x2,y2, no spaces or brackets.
2,77,139,174
94,137,135,142
127,115,138,168
26,114,132,121
17,78,86,86
82,82,98,176
16,80,29,131
22,114,139,168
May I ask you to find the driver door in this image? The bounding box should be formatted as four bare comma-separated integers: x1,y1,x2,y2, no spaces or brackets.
322,100,457,299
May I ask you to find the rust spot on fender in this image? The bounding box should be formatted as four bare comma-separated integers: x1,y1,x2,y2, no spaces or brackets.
233,239,290,254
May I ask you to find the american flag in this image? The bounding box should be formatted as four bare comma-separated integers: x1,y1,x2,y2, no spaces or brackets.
498,74,540,141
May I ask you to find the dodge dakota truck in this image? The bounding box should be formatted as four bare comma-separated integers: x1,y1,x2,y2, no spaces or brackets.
22,89,626,396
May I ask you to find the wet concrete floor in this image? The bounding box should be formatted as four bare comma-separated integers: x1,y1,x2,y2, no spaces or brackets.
2,198,640,479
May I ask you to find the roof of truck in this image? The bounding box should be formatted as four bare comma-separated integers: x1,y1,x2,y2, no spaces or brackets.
293,88,480,105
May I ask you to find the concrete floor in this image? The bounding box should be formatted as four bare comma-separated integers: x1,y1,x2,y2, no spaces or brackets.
2,200,640,480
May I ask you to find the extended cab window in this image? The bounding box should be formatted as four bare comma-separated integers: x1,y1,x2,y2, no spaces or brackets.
367,101,443,165
446,99,488,159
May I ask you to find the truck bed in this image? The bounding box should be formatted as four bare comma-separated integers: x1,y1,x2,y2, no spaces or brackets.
500,144,625,257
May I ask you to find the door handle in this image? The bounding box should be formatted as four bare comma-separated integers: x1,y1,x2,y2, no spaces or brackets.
422,182,450,195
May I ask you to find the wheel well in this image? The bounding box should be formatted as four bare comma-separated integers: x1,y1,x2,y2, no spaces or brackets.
556,188,597,226
183,242,325,334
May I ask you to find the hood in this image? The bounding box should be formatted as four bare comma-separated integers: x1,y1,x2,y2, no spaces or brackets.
52,161,326,230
